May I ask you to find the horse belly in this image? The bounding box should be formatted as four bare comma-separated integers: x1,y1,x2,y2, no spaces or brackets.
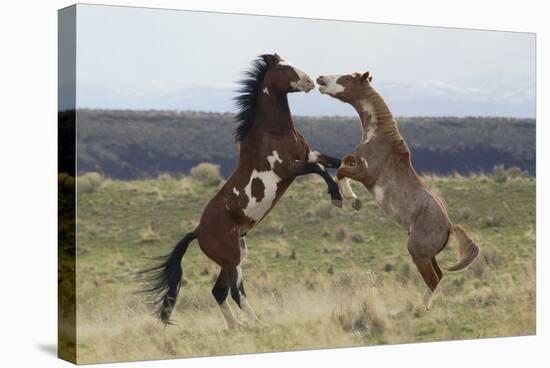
371,184,410,229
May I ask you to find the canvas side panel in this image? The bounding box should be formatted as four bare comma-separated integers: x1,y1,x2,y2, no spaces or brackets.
58,4,77,364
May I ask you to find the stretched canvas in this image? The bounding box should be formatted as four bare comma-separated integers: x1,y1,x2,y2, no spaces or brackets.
58,4,536,364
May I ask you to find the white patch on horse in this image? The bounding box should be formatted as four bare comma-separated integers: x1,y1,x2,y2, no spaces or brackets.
233,187,239,196
373,184,385,206
361,157,369,168
243,150,283,222
219,301,241,329
307,150,320,163
279,60,313,92
360,100,378,143
241,295,265,325
263,87,270,95
236,266,243,286
319,75,344,95
239,240,247,261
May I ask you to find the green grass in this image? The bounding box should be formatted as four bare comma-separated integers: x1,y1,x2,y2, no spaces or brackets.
74,174,536,363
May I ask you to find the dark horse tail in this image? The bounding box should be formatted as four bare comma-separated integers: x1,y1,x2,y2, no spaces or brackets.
139,231,196,324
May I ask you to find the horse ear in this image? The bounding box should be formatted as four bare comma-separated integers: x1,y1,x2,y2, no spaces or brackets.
360,71,371,83
261,54,278,66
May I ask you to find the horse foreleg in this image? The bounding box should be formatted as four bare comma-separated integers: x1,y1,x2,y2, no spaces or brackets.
336,158,368,182
338,177,361,210
292,161,343,207
342,154,357,166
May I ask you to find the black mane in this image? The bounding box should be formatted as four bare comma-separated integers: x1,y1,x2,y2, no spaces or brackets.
233,55,271,142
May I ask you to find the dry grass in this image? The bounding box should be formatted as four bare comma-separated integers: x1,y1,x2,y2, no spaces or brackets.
71,175,536,363
74,262,535,364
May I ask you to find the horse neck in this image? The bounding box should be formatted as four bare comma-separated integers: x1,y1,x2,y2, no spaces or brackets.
352,88,394,126
252,91,293,136
351,88,399,183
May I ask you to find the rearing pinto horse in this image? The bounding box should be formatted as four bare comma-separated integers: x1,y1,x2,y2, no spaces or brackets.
317,71,480,309
141,54,343,328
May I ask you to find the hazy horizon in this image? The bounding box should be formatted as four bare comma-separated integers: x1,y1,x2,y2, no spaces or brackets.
71,107,536,120
70,4,536,118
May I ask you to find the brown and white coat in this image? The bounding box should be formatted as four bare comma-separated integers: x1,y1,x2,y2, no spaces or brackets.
318,72,480,308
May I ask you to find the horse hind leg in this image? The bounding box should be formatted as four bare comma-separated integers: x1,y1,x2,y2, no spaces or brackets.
212,268,245,329
431,257,443,281
235,266,269,327
411,254,440,310
408,240,441,310
227,263,269,327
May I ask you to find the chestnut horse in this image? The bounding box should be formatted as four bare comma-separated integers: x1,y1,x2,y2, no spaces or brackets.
141,54,343,328
317,71,480,308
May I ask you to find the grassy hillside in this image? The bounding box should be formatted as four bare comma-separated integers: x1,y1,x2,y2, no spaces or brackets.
73,173,535,363
73,110,536,179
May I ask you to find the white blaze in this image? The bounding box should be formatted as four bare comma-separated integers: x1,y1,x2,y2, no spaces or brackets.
319,75,345,96
279,60,313,92
233,187,239,196
263,87,270,95
243,150,283,222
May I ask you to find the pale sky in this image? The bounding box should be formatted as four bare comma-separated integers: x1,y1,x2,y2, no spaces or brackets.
72,4,536,117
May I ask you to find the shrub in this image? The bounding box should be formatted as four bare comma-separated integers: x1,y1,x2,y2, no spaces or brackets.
157,173,173,181
77,172,104,194
507,166,528,178
470,257,487,278
399,262,412,279
481,215,504,228
492,165,508,183
190,163,222,187
289,249,297,260
315,203,333,219
266,221,286,235
335,226,348,241
351,233,364,243
458,207,474,221
139,222,159,243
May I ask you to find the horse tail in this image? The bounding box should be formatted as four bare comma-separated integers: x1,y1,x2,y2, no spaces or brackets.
444,224,480,272
139,231,197,324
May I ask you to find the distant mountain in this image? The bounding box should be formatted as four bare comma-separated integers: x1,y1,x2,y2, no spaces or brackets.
70,110,536,180
77,81,535,118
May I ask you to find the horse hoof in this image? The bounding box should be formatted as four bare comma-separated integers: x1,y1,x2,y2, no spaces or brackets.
352,198,362,211
331,199,343,208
